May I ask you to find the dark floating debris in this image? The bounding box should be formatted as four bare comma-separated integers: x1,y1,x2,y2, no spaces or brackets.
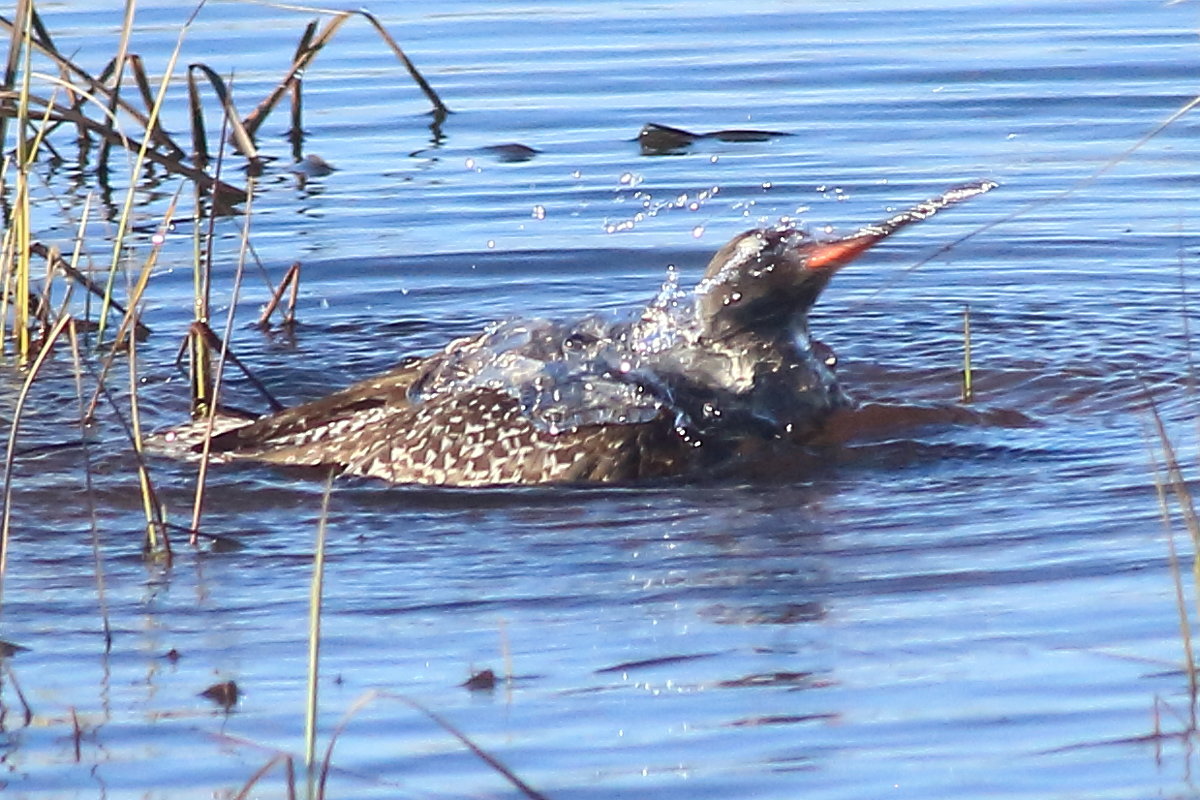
595,651,721,674
291,153,337,177
0,640,29,658
638,122,792,155
481,143,540,162
199,680,240,710
463,668,498,691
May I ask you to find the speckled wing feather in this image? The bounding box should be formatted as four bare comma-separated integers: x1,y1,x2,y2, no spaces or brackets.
336,387,694,486
201,357,427,462
198,357,694,485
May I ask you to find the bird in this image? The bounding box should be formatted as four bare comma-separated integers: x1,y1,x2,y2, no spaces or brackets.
158,181,996,486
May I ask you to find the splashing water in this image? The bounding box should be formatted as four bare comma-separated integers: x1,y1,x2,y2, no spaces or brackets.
409,265,712,433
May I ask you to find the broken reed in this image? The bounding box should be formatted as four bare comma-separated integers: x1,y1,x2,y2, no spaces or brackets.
0,1,446,551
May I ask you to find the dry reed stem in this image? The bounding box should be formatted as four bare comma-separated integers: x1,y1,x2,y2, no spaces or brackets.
1142,382,1200,731
240,12,349,140
119,201,180,556
68,316,113,651
11,0,35,363
1144,422,1198,726
233,752,298,800
304,469,334,786
186,64,261,164
0,660,34,726
97,2,206,345
126,304,170,557
189,172,257,540
256,262,301,328
95,0,138,169
240,3,448,140
0,14,187,157
961,303,973,402
0,0,31,153
0,311,73,610
307,688,550,800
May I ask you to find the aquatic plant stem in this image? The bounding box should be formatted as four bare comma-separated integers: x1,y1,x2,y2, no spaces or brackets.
188,169,256,540
961,304,973,403
0,312,73,611
1142,383,1200,724
97,0,207,344
1145,426,1198,726
304,470,334,791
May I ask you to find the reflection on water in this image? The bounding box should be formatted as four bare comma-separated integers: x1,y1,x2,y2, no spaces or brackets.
4,0,1200,798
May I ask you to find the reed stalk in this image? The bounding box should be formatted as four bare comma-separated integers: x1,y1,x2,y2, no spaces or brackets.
188,169,257,540
1145,426,1198,727
304,470,334,793
96,4,204,345
961,303,973,403
0,311,73,611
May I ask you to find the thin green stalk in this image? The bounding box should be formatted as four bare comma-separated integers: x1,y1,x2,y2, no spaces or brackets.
96,0,137,169
305,470,334,792
189,169,256,539
961,303,973,402
1,312,73,611
69,316,113,652
12,0,34,361
97,0,208,344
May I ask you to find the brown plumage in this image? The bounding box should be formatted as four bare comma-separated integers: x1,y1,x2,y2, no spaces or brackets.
156,181,996,486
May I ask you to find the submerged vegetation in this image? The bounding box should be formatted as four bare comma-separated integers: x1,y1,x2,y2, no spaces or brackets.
0,3,548,796
3,1,1200,798
0,0,447,553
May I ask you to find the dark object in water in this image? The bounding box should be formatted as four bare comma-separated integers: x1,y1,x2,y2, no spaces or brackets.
291,153,336,177
638,122,792,155
0,639,29,658
463,668,498,691
199,680,240,709
155,181,996,486
481,143,540,162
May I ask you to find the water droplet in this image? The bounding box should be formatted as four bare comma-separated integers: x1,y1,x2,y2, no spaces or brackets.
691,226,705,238
487,239,496,249
531,205,546,220
465,157,476,169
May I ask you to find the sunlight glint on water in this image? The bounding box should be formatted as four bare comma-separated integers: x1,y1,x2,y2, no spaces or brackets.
2,1,1200,798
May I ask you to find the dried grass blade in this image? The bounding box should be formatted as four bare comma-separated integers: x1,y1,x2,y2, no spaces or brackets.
1144,421,1198,725
97,0,207,343
189,172,258,538
0,0,30,147
378,693,550,800
241,13,350,139
357,9,448,116
304,470,333,784
256,261,300,328
187,64,260,162
0,312,73,610
127,303,171,558
96,1,136,168
0,15,171,148
233,753,297,800
16,95,248,204
127,53,185,159
186,64,210,169
30,242,152,339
